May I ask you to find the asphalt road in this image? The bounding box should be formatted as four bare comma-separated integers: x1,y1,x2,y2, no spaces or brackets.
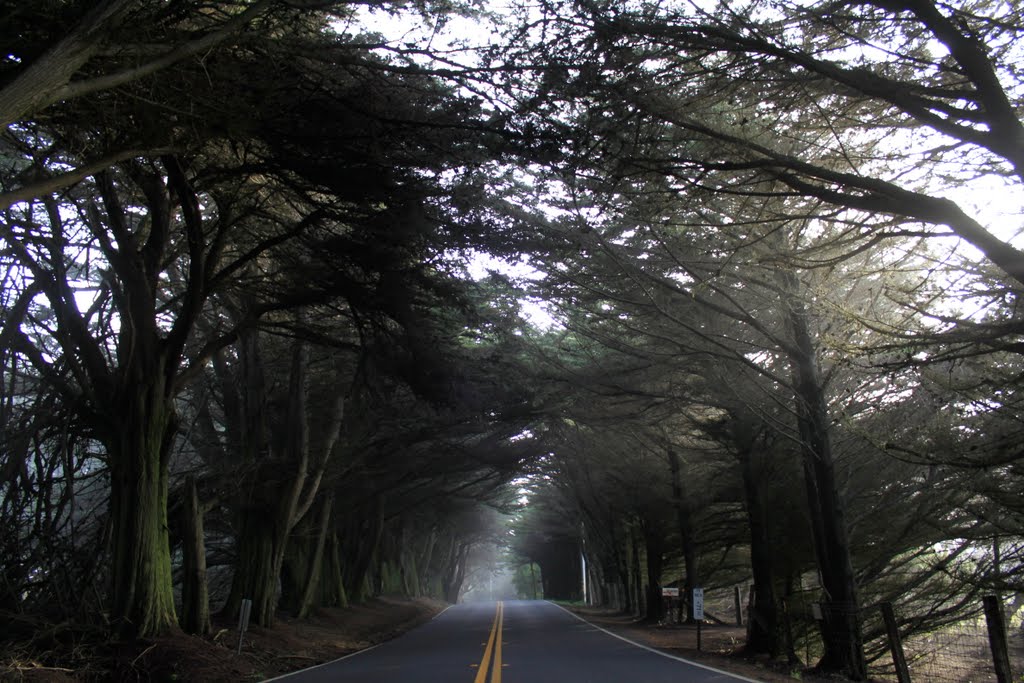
265,599,758,683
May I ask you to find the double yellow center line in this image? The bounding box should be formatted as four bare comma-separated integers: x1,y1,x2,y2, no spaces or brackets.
473,601,503,683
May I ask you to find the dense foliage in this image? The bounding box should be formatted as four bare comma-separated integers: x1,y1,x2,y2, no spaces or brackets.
2,1,1022,680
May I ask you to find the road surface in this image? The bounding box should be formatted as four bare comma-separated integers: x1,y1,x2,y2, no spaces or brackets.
265,600,757,683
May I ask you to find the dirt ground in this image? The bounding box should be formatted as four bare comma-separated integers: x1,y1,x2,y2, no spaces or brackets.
2,599,867,682
0,596,446,682
565,606,841,683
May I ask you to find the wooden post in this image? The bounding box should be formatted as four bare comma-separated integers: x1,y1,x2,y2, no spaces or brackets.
983,595,1014,683
734,585,743,626
880,602,911,683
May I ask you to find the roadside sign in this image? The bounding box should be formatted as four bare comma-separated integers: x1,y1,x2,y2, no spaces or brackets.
661,586,680,597
692,588,704,620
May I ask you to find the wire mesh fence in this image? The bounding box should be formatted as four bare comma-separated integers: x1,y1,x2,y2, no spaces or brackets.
893,619,1001,683
867,601,1022,683
779,592,1021,682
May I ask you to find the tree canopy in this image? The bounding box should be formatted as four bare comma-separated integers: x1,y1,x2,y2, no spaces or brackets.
2,1,1023,680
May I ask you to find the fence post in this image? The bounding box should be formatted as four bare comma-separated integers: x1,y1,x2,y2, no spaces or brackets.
983,594,1014,683
734,585,743,626
880,602,911,683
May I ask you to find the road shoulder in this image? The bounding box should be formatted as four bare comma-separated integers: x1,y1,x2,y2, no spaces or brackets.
560,604,833,683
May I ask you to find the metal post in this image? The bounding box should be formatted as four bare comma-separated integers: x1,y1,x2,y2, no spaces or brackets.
236,598,252,655
581,551,587,604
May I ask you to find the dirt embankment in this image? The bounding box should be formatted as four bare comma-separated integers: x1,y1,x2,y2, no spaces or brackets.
1,596,446,682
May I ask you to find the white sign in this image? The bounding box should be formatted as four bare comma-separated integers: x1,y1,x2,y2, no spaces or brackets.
661,587,680,597
692,588,704,620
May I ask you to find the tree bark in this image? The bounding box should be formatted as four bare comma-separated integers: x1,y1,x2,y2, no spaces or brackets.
180,476,211,635
779,270,866,680
630,524,643,617
641,519,665,623
108,376,178,639
668,448,699,622
736,435,781,657
417,526,438,596
223,336,343,626
443,542,469,603
0,0,135,127
343,496,384,603
322,531,348,608
297,494,333,619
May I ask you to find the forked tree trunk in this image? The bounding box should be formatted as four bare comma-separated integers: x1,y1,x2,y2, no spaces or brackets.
223,338,343,627
108,379,178,639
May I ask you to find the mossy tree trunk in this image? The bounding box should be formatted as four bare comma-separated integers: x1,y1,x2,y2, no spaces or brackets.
107,374,178,639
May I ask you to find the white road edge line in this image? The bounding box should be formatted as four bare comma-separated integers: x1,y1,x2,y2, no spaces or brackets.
259,604,453,683
259,642,384,683
550,601,765,683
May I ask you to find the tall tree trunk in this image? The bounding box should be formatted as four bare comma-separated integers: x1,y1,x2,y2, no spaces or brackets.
612,528,631,613
736,436,781,657
668,449,699,622
108,378,177,639
417,526,438,596
443,542,469,603
344,496,383,603
280,515,314,614
180,476,210,635
223,337,342,626
780,271,866,680
224,512,283,627
297,494,333,619
641,519,665,623
630,524,643,617
322,531,348,608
